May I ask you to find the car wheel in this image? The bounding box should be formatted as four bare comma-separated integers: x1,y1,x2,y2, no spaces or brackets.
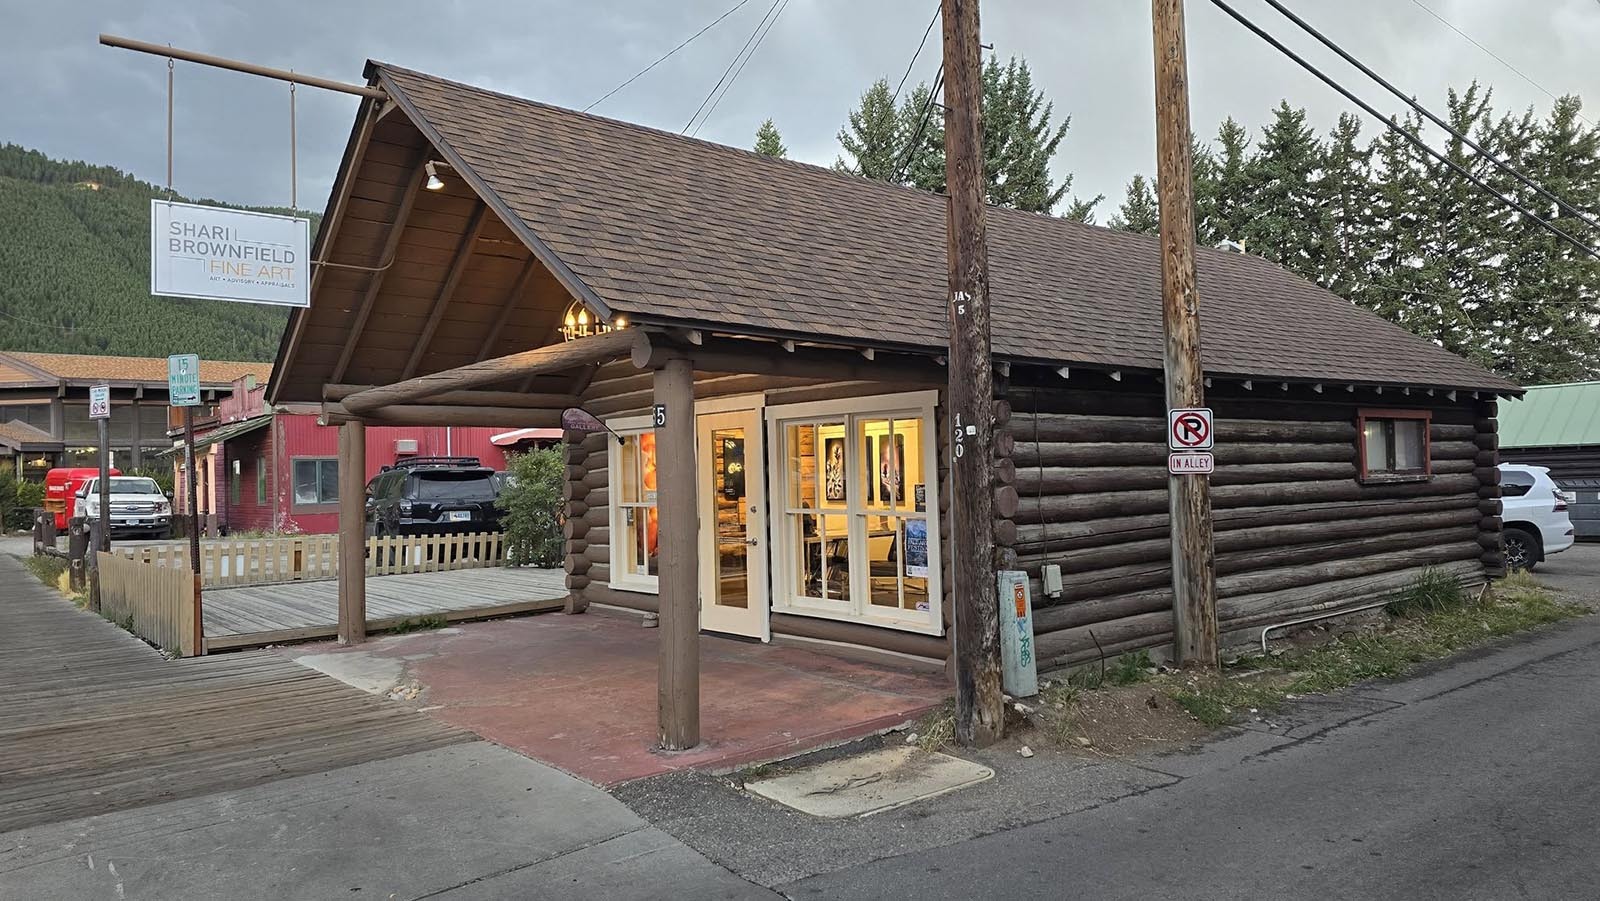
1503,527,1538,572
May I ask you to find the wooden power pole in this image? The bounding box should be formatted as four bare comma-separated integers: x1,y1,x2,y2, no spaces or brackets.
943,0,1004,746
1151,0,1219,667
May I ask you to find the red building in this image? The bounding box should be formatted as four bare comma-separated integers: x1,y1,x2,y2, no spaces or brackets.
178,377,509,534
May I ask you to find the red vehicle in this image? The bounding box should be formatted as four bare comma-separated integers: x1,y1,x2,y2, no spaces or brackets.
45,467,120,530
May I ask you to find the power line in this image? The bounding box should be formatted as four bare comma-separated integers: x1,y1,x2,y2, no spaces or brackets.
584,0,755,113
683,0,783,134
891,4,941,107
1259,0,1600,235
1206,0,1600,265
1406,0,1592,127
892,65,945,184
691,0,791,138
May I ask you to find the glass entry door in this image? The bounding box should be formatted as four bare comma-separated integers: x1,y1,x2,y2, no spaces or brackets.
697,409,769,641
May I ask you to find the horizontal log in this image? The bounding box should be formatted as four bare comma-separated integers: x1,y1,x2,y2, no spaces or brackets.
1219,558,1483,623
1011,441,1357,468
993,430,1015,458
1033,611,1174,660
1218,541,1480,600
1479,516,1501,532
564,553,591,576
1017,508,1481,574
769,614,950,659
994,485,1019,519
1033,588,1173,633
588,563,610,584
1013,474,1481,523
584,526,610,548
566,499,589,520
1038,633,1174,672
1434,423,1476,442
582,544,610,565
994,399,1012,426
1014,495,1475,555
323,402,561,428
993,519,1018,547
324,383,577,410
563,519,589,540
584,583,658,613
1016,461,1356,495
566,574,590,591
343,328,638,414
994,457,1017,486
1015,413,1359,444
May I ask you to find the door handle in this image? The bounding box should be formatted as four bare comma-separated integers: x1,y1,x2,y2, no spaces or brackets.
745,538,759,546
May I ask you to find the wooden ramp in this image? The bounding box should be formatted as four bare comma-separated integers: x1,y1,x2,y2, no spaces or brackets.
0,555,472,834
203,566,569,650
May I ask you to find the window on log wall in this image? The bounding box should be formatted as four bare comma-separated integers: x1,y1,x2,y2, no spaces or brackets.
1358,409,1431,483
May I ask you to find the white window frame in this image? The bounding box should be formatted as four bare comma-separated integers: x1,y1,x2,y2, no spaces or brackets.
605,414,658,594
765,390,943,636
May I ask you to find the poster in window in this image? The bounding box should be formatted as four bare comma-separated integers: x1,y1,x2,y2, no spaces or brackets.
877,433,905,504
823,437,846,502
904,519,929,578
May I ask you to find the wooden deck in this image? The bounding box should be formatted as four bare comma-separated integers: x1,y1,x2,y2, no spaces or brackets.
0,554,471,834
203,566,569,650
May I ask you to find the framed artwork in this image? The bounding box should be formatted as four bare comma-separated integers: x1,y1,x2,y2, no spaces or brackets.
823,436,846,502
876,433,905,504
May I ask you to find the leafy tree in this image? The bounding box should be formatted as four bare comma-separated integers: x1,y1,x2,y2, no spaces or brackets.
1110,174,1160,234
834,79,902,180
496,448,564,567
754,119,787,159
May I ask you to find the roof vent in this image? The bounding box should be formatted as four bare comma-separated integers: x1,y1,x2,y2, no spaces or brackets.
1216,239,1247,254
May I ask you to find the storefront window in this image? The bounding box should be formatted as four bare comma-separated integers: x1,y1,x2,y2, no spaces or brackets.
610,430,659,591
770,392,940,634
291,458,339,506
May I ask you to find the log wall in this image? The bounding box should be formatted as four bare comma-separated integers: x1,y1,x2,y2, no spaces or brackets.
1008,378,1496,669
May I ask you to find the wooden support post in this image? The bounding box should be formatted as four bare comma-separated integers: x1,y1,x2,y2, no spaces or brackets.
942,0,1004,747
1152,0,1219,667
653,356,699,750
337,420,367,644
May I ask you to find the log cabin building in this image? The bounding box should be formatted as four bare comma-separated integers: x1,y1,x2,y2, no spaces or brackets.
269,63,1516,745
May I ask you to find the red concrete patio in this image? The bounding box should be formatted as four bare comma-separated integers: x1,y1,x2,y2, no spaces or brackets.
286,608,949,786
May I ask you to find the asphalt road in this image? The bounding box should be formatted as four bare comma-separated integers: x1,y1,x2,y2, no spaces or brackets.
789,604,1600,899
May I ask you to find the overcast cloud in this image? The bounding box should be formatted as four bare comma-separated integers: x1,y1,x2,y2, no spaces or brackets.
3,1,1598,218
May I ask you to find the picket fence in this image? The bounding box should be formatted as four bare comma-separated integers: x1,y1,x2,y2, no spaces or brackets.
96,550,198,656
113,532,507,588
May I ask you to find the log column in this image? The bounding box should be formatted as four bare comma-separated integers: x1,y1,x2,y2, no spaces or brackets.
1474,398,1505,577
337,420,367,644
653,356,699,750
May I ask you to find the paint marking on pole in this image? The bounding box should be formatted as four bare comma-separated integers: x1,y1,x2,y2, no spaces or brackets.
88,385,111,420
1167,407,1213,450
997,571,1038,698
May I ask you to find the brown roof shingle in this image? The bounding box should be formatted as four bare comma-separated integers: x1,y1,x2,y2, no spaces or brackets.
0,352,270,387
374,63,1515,393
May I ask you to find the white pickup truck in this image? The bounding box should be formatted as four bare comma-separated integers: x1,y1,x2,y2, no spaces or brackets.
76,476,173,539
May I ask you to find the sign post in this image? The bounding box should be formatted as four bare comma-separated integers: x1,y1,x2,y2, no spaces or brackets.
169,355,205,653
88,385,111,611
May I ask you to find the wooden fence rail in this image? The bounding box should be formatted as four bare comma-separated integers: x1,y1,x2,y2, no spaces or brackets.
112,532,507,588
96,551,198,656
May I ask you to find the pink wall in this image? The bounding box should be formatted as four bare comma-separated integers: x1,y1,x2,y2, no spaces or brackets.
269,414,510,535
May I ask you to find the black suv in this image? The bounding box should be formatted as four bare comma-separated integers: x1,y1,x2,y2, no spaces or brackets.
364,457,503,537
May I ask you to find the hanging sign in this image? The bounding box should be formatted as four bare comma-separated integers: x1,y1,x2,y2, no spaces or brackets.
1168,407,1214,450
168,354,201,407
150,200,311,307
88,385,111,420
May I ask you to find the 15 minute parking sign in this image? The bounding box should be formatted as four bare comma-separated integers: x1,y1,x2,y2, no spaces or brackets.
168,354,201,407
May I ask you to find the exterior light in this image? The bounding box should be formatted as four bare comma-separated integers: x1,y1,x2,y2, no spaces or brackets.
424,161,445,191
558,301,620,342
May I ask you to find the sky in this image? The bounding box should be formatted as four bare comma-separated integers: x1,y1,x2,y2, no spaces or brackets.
4,0,1599,221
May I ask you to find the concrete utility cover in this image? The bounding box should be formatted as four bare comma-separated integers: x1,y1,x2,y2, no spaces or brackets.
746,746,994,818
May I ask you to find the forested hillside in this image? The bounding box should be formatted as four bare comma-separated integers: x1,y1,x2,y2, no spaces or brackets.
0,144,317,361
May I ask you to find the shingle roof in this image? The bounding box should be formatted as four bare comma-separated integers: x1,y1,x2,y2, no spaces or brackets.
0,419,57,448
1500,382,1600,448
0,352,270,387
375,63,1516,393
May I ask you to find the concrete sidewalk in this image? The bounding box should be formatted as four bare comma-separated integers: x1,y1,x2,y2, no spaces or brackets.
0,742,773,900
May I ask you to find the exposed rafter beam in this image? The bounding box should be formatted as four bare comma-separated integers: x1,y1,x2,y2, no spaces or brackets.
475,256,541,363
322,402,562,428
341,328,637,415
330,148,430,383
403,201,489,380
323,384,576,409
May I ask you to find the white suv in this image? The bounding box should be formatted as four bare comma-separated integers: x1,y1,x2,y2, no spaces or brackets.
1498,463,1575,571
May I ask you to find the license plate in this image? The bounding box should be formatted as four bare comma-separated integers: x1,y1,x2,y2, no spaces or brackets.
446,510,472,522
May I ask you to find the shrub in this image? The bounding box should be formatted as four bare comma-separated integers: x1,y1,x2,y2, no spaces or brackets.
1385,567,1468,616
128,466,174,496
496,447,564,567
0,468,46,531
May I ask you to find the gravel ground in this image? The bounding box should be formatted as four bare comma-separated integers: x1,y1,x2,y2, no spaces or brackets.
1533,540,1600,608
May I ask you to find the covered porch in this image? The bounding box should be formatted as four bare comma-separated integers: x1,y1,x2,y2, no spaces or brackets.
269,70,957,751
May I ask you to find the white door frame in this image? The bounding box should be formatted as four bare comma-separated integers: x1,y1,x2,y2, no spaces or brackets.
695,403,770,641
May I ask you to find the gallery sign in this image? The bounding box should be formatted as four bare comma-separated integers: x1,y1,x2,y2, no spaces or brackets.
150,200,311,307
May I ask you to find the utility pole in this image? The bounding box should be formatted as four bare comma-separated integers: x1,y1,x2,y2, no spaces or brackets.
943,0,1004,746
183,404,204,653
1151,0,1219,667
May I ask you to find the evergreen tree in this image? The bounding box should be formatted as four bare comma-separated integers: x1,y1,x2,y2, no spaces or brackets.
1205,117,1252,247
834,79,902,179
896,82,946,193
1110,174,1160,234
1316,113,1377,302
1238,102,1326,273
753,119,787,158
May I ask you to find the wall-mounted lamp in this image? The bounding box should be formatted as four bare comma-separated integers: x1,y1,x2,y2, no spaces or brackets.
424,160,446,191
560,300,627,342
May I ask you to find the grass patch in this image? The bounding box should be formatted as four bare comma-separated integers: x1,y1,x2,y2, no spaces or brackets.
911,701,957,752
22,553,68,589
1174,570,1584,723
388,614,449,634
1066,650,1155,691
